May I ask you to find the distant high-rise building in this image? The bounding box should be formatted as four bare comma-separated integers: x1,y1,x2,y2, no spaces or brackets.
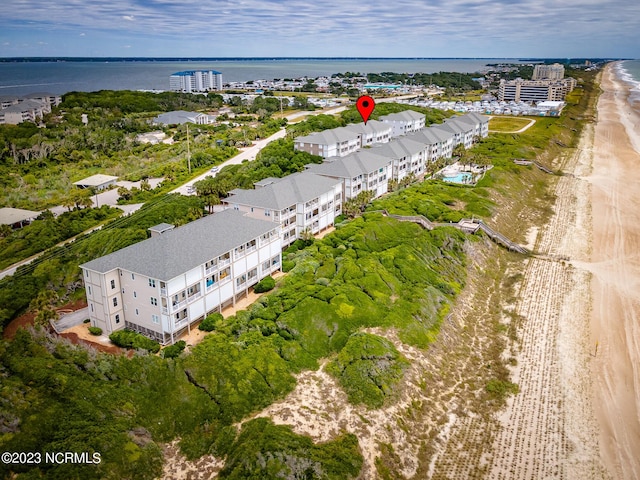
169,70,223,92
532,63,565,81
498,77,576,102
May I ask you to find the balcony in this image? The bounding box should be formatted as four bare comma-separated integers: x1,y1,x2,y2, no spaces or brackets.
171,299,188,311
205,264,218,275
160,287,167,296
188,290,202,301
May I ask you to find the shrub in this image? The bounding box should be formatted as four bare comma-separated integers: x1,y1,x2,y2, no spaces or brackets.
162,340,186,359
199,312,223,332
88,326,102,336
254,276,275,293
282,260,295,272
83,318,91,324
109,329,161,353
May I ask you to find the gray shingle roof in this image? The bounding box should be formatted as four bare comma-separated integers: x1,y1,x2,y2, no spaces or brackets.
307,151,391,179
379,110,426,122
294,126,359,145
154,110,203,125
225,171,341,210
343,120,391,135
372,137,425,159
407,127,453,145
452,112,489,126
80,209,277,281
420,125,455,143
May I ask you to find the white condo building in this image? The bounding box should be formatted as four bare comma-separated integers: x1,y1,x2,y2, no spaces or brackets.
371,137,427,182
294,127,361,158
379,110,426,137
306,151,392,200
222,171,343,247
169,70,223,92
80,210,281,344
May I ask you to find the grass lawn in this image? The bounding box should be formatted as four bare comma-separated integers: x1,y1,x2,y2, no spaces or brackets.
489,116,535,133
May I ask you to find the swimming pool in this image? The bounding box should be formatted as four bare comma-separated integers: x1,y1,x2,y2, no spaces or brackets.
443,172,474,184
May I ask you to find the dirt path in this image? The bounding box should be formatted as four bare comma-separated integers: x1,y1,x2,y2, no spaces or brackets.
586,63,640,480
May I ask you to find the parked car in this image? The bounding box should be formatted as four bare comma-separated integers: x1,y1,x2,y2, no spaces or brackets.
210,166,219,172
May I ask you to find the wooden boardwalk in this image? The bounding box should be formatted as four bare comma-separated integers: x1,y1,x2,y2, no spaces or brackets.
374,210,529,254
513,158,554,175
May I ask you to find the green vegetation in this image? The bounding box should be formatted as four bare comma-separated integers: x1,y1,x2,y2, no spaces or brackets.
162,340,186,359
485,378,519,400
0,90,286,210
88,326,102,336
198,312,223,332
219,418,362,479
0,205,121,270
253,275,276,293
488,116,534,133
365,71,482,91
109,330,161,353
326,333,409,408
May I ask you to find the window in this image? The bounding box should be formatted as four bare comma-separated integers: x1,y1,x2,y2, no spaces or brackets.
149,279,156,287
264,210,271,217
272,255,280,266
112,297,118,307
110,279,116,289
262,260,271,272
115,314,120,324
236,274,247,287
90,303,94,312
131,273,135,280
87,286,92,295
85,270,89,277
133,291,137,298
135,309,139,316
151,314,159,324
150,297,158,306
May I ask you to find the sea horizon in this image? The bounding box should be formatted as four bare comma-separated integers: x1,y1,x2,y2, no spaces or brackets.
0,58,527,97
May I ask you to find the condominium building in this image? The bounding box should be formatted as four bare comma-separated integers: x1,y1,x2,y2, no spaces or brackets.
80,209,281,344
371,137,427,182
498,78,576,102
407,127,455,162
0,93,61,125
306,151,392,200
379,110,426,137
532,63,565,81
294,127,361,158
343,120,393,147
169,70,223,92
222,171,342,247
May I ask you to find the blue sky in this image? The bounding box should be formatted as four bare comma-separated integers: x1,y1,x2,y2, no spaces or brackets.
1,0,639,58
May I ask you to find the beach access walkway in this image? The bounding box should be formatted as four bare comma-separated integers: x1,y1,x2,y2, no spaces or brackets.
374,210,530,254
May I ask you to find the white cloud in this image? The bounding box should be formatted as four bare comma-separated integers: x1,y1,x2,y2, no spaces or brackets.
0,0,638,57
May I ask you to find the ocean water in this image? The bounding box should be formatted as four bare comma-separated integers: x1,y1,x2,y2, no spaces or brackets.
0,58,521,97
618,60,640,110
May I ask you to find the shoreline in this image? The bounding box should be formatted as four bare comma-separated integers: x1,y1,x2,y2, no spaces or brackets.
589,62,640,480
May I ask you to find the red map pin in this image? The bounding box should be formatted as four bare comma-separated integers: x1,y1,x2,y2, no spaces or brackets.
356,95,375,124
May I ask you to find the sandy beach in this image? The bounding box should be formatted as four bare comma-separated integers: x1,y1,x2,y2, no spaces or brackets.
588,63,640,480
